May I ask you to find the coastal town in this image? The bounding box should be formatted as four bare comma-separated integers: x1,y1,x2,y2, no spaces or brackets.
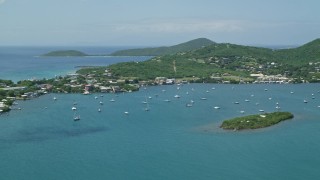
1,37,320,113
0,60,316,113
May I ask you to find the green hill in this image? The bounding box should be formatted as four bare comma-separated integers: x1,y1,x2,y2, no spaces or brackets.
42,50,88,57
78,38,320,83
110,38,215,56
274,38,320,65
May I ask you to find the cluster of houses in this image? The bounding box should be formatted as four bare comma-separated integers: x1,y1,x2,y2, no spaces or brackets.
250,73,292,84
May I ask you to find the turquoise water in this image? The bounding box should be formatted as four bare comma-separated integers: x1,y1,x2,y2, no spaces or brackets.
1,47,320,179
1,83,320,180
0,46,150,82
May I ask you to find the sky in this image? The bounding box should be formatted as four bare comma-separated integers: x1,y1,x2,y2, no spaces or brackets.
0,0,320,46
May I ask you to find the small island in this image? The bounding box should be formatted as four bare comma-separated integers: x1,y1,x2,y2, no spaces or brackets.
42,50,88,57
220,112,294,130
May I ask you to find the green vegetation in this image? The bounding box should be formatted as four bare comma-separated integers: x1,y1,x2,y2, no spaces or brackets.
220,112,294,130
110,38,215,56
104,38,320,83
42,50,88,57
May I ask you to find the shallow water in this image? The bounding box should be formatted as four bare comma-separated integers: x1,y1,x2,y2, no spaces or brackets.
1,83,320,180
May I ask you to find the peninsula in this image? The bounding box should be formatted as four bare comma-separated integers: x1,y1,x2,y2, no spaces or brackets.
110,38,215,56
220,112,294,130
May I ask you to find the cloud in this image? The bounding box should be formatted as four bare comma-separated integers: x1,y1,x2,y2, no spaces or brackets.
110,19,246,34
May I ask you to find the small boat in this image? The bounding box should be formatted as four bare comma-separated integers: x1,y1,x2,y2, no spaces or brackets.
234,102,240,104
186,103,193,107
53,97,57,101
110,98,115,102
259,109,265,112
244,99,250,102
174,95,180,98
98,108,101,112
95,96,98,99
240,110,245,114
74,115,80,121
100,101,103,105
164,99,171,102
124,111,129,115
304,100,308,103
200,97,207,100
213,106,220,109
72,107,77,111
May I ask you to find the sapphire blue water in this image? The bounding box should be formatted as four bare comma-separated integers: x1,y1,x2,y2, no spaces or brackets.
1,47,320,180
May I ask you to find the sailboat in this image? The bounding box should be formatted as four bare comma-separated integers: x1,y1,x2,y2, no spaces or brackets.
143,96,150,111
73,114,80,121
73,111,80,121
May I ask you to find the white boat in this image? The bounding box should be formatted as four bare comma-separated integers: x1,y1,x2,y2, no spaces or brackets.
234,102,240,104
200,97,207,100
124,111,129,115
53,97,57,101
73,115,80,121
110,98,115,102
304,100,308,103
259,109,265,112
244,99,250,102
214,106,220,109
98,108,101,112
240,110,245,114
100,101,103,105
72,107,77,111
174,95,180,98
164,99,171,102
186,103,193,107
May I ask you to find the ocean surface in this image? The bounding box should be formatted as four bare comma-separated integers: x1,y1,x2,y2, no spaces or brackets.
0,46,150,82
1,47,320,180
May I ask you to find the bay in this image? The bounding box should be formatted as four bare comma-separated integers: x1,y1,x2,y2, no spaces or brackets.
0,46,150,82
1,47,320,180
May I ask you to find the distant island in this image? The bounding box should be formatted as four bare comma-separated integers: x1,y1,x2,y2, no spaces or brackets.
42,50,88,57
110,38,215,56
220,112,294,130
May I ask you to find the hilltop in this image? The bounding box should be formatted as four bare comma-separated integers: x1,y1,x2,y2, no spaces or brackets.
104,38,320,83
110,38,215,56
42,50,88,57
